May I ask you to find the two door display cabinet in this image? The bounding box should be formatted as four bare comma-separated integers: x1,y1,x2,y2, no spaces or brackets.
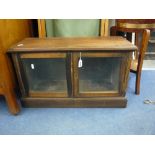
8,37,137,108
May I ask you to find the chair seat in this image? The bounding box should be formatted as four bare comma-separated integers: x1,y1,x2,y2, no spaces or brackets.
130,59,138,71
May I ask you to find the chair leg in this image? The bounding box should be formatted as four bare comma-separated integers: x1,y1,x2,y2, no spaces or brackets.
135,72,141,95
4,87,20,115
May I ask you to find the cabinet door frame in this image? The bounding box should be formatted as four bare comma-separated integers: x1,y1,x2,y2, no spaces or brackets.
73,51,132,97
12,52,72,98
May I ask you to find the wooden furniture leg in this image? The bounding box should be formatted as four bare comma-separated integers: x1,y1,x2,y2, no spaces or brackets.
4,85,20,115
0,53,20,115
135,72,141,94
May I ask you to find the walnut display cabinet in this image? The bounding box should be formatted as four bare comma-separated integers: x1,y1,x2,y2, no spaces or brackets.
7,37,137,108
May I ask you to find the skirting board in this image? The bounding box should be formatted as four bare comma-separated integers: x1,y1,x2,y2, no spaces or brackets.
21,97,127,108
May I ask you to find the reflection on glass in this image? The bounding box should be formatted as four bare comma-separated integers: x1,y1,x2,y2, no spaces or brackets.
21,58,67,92
79,57,121,92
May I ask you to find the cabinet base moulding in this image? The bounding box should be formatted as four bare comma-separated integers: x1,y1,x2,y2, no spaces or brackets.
21,97,127,108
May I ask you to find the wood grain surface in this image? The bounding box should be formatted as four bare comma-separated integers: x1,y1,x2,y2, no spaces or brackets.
8,37,137,52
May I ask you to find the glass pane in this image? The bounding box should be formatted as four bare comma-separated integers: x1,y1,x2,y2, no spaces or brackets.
21,58,67,93
79,57,121,92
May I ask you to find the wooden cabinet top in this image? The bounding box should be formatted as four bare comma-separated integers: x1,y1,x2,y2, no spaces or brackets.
8,37,137,53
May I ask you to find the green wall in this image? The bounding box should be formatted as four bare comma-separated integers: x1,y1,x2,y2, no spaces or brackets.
45,19,100,37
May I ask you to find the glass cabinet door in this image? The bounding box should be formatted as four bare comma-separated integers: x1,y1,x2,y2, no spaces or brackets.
19,53,68,97
73,52,124,97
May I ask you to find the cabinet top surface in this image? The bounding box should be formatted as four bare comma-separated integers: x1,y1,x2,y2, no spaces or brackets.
8,37,137,53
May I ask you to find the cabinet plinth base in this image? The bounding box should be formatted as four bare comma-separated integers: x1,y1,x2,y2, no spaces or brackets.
21,97,127,108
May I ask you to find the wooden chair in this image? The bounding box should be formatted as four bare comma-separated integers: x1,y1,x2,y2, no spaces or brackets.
110,19,155,94
38,19,109,37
